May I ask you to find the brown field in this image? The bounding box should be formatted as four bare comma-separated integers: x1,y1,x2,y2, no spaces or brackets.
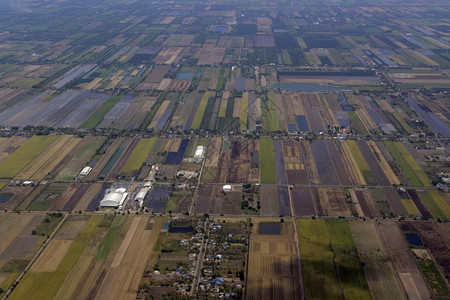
0,136,29,162
282,141,307,185
339,141,366,185
148,101,170,129
367,141,400,185
0,214,44,255
352,188,380,217
0,185,36,211
50,183,78,211
197,47,226,65
298,141,319,184
227,139,254,183
349,220,406,300
167,80,191,91
112,97,156,129
215,145,230,183
205,137,221,167
144,66,170,83
260,186,279,216
400,222,450,284
247,218,302,300
86,138,124,181
153,47,183,65
0,214,44,260
377,221,430,300
31,239,74,272
72,183,103,212
315,188,350,217
92,216,164,299
16,135,73,179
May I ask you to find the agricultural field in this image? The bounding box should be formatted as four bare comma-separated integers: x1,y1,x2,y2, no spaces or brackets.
0,0,449,298
296,219,370,300
247,218,302,300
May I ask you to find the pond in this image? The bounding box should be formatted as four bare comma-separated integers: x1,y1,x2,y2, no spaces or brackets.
272,83,350,92
405,233,423,247
0,193,12,203
259,222,281,235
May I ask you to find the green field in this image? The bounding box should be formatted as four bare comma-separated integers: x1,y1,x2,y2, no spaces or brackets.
401,199,421,216
0,136,58,178
384,142,431,187
259,137,276,184
192,91,214,129
297,219,341,299
346,140,377,185
262,92,278,131
347,111,368,135
79,95,122,129
9,215,102,300
200,166,217,182
239,94,248,131
419,190,450,220
297,219,370,300
120,137,156,176
0,181,7,191
96,216,127,260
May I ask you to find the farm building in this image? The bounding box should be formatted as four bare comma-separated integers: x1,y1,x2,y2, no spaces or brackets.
223,185,232,192
194,146,205,158
100,188,128,208
135,187,149,202
78,166,92,178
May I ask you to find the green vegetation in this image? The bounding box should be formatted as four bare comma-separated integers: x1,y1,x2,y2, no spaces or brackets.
32,213,64,236
384,142,431,187
0,136,57,178
239,94,248,131
120,137,156,176
401,199,421,216
79,95,122,129
419,191,450,220
9,216,102,300
346,141,377,186
1,259,30,273
259,138,276,184
0,181,7,192
297,219,370,300
347,111,368,135
262,92,278,131
96,216,125,259
192,91,214,129
201,166,217,182
416,257,449,297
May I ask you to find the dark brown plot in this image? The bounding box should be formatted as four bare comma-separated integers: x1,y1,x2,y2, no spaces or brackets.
325,141,352,186
87,138,124,180
406,189,433,219
106,138,140,180
227,139,250,183
355,189,380,217
290,187,315,216
356,141,390,186
381,187,408,216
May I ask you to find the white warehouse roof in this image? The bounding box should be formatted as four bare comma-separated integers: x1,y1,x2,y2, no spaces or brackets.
223,185,232,192
100,188,128,207
194,146,205,158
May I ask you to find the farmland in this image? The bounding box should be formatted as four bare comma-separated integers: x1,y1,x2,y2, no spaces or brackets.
0,0,449,298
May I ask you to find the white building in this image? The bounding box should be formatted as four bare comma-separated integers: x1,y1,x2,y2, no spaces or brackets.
135,187,149,202
78,166,92,178
100,188,128,208
223,185,232,192
194,146,205,158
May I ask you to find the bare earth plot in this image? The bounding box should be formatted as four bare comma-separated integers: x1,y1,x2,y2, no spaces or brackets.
247,218,302,300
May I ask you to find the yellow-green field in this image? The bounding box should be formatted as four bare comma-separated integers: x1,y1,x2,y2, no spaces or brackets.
0,136,58,178
120,137,156,176
192,91,214,129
